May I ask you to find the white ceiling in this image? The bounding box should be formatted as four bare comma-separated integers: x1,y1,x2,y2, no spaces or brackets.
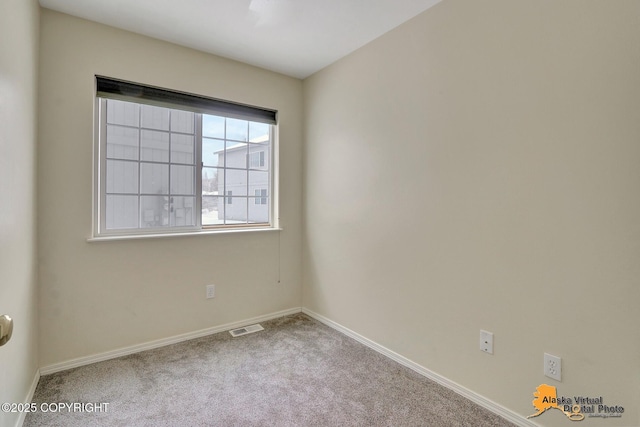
38,0,442,79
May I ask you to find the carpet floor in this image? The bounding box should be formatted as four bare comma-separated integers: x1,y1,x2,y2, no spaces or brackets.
25,313,517,426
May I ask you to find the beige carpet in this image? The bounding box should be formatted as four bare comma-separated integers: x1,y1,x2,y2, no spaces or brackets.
25,313,516,426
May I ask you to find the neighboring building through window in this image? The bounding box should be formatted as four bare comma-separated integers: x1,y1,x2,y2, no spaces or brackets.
94,76,276,237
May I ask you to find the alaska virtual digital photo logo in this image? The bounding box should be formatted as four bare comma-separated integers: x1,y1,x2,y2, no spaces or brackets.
527,384,624,422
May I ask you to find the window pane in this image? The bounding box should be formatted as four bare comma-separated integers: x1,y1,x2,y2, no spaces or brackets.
202,167,220,195
170,165,195,195
225,142,247,168
140,196,169,228
171,133,194,164
106,160,138,194
140,163,169,194
203,115,225,139
202,195,222,225
171,196,195,227
224,197,247,224
107,125,139,160
249,122,269,143
170,109,194,134
106,99,139,127
140,130,169,162
226,169,247,196
202,138,225,167
141,105,170,130
226,118,248,141
248,196,269,223
106,195,138,229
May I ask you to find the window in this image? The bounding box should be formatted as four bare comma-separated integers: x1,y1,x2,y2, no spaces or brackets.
248,151,265,168
94,76,277,237
255,189,267,205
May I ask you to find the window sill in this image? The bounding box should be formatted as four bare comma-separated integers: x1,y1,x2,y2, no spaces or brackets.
87,226,282,243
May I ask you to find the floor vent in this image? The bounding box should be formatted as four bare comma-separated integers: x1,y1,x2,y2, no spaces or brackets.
229,324,264,338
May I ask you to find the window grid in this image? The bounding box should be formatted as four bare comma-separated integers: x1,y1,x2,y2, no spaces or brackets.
202,118,270,227
96,95,273,236
102,99,198,231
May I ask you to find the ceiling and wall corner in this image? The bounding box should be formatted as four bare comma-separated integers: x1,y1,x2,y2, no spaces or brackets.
37,0,443,79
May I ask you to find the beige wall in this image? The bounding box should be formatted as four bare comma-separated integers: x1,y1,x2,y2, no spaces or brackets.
37,9,303,368
0,0,40,425
303,1,640,425
23,2,640,425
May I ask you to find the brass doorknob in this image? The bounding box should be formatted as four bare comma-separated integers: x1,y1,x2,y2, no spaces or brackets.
0,315,13,347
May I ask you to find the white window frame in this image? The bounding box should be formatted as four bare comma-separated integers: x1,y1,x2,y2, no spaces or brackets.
92,77,278,239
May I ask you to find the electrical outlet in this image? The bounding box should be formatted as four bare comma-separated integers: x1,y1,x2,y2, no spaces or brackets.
206,284,215,299
480,330,493,354
544,353,561,381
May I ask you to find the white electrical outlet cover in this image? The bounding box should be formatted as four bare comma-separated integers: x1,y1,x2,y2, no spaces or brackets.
544,353,562,381
480,330,493,354
206,284,215,299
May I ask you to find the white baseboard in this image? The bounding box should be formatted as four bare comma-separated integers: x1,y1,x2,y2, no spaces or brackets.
40,307,302,375
302,308,539,427
16,369,40,427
